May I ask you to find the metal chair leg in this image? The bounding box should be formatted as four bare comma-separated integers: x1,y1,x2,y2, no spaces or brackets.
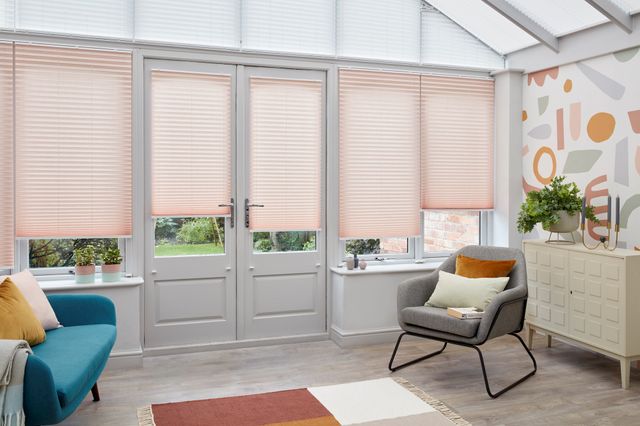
473,332,537,398
388,332,447,372
91,383,100,402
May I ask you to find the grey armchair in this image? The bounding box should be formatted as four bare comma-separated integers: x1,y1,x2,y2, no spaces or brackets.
388,245,537,398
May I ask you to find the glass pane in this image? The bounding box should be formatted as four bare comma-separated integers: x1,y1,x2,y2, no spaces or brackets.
29,238,118,268
423,211,480,255
253,231,316,253
344,238,408,256
155,217,225,257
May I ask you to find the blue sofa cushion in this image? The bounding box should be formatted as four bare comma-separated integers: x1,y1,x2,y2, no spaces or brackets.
31,324,116,407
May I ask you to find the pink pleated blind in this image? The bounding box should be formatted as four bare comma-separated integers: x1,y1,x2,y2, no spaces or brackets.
339,69,421,239
15,44,132,238
151,70,232,217
421,75,494,210
0,43,13,267
249,77,322,231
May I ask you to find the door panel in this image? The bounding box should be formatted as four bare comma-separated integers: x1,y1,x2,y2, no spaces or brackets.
144,60,237,348
239,67,326,339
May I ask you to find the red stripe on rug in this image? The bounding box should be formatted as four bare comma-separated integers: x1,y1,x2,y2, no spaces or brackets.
150,388,336,426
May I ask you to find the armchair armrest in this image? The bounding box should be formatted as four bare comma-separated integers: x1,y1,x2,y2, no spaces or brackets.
397,270,440,313
47,294,116,327
476,287,527,342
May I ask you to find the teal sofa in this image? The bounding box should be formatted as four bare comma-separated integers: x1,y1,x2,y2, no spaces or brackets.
23,294,116,426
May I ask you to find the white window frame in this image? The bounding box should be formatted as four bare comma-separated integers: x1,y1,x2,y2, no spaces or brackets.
16,238,130,278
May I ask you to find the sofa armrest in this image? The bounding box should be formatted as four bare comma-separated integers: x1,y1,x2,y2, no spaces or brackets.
48,294,116,327
476,288,527,342
24,355,63,425
397,270,440,314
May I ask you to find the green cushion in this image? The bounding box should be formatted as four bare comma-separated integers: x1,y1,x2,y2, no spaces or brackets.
32,324,116,407
425,271,510,311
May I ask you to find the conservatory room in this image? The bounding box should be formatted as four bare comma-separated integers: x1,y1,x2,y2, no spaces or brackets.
2,0,640,425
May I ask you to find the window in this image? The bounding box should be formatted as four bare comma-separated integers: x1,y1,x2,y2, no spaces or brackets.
338,0,421,62
0,42,12,269
344,238,409,258
15,0,133,39
14,44,133,239
253,232,317,253
242,0,335,55
423,211,481,256
154,217,225,257
28,238,119,269
135,0,240,48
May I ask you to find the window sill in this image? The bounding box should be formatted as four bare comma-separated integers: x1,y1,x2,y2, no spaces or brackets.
330,261,442,276
38,276,143,291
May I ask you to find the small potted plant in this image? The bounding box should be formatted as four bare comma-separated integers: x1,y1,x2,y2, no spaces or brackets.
101,247,123,283
74,245,96,284
517,176,598,239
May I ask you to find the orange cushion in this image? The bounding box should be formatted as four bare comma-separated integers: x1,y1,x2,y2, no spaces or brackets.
0,276,46,346
455,254,516,278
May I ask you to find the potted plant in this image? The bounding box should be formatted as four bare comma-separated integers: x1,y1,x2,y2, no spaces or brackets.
74,245,96,284
517,176,598,237
101,247,123,283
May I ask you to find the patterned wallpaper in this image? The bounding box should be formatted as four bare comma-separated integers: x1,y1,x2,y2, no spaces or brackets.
522,46,640,247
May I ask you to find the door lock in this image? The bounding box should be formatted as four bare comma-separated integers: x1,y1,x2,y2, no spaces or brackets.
244,198,264,228
218,198,235,228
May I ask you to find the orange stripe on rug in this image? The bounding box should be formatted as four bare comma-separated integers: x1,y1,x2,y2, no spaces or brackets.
266,415,340,426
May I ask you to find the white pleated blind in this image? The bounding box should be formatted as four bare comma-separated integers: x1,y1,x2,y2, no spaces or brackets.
0,0,13,29
15,44,132,238
242,0,335,55
338,0,421,62
135,0,240,48
339,69,421,239
0,43,13,267
421,75,495,210
249,77,322,232
421,7,504,70
16,0,133,39
151,70,232,217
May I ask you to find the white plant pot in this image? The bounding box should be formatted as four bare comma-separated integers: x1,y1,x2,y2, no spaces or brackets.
101,264,122,282
75,264,96,284
544,210,580,233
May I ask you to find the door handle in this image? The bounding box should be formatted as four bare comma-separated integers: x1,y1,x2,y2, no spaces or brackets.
244,198,264,228
218,198,235,228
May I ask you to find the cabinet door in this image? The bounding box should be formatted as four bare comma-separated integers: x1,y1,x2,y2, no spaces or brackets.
525,244,569,334
569,252,625,355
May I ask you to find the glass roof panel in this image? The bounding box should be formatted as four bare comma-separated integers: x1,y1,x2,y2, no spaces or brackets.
426,0,538,54
506,0,608,36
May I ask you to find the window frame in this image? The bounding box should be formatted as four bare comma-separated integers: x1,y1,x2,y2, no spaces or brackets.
16,238,130,278
339,210,489,264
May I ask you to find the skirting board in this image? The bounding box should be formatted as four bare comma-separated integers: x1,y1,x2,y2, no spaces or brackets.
330,326,421,348
105,349,143,370
142,332,330,357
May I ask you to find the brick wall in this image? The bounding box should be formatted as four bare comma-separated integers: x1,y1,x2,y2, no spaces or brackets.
423,211,479,253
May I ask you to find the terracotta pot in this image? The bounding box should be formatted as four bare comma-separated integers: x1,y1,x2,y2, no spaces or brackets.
102,264,122,283
75,264,96,284
544,210,580,233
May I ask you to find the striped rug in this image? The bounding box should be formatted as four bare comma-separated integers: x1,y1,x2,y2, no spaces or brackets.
137,377,470,426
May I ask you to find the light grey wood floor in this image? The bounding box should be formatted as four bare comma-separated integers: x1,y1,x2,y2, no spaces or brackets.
60,333,640,426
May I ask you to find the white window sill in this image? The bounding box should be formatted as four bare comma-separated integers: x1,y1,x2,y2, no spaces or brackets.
38,276,143,291
330,261,442,276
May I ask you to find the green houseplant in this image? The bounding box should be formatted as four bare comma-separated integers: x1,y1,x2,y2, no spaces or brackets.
517,176,598,235
74,245,96,284
101,247,123,283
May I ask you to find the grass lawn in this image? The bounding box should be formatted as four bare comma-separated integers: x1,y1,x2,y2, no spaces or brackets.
155,243,224,257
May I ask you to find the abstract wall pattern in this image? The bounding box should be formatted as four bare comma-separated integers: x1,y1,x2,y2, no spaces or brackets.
522,47,640,247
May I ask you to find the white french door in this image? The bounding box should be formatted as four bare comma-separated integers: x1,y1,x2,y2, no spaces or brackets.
237,67,326,339
145,61,326,349
144,60,237,348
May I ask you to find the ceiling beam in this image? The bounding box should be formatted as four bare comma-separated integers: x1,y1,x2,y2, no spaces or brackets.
481,0,559,52
584,0,633,33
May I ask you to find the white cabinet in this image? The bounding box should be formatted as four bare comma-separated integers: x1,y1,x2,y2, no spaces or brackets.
524,240,640,388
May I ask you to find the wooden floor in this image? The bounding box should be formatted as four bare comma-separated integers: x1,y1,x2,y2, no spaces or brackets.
61,333,640,426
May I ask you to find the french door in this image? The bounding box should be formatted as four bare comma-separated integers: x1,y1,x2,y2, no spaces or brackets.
144,60,326,349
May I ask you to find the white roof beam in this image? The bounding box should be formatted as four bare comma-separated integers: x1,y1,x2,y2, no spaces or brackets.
584,0,633,33
480,0,559,52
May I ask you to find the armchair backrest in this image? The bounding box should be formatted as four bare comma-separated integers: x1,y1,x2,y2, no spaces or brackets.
439,245,527,293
